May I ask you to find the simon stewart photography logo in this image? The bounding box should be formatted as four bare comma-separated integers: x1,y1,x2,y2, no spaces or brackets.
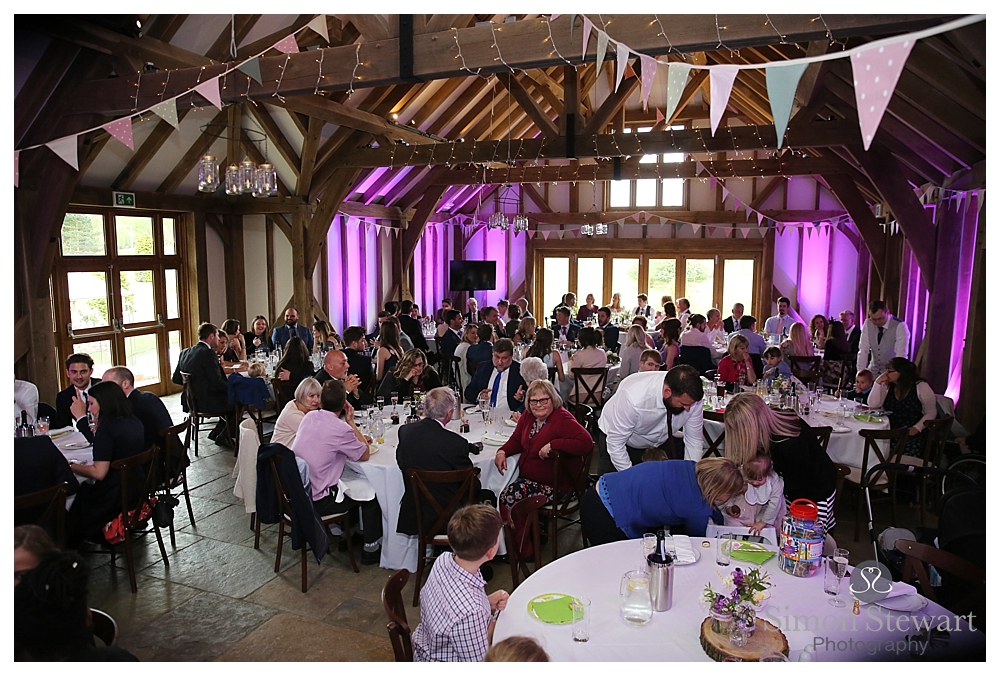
848,560,893,603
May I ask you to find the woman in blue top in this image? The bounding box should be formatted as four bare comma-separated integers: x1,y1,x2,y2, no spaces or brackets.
581,457,745,545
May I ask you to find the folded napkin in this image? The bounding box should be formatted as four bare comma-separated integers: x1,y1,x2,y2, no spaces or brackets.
528,594,577,624
670,535,697,564
853,413,883,423
730,541,777,565
885,581,917,599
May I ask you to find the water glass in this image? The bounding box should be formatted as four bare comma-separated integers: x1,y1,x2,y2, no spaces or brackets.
37,416,50,435
376,395,385,410
642,533,657,568
571,597,591,642
823,555,844,604
716,533,733,566
390,392,399,409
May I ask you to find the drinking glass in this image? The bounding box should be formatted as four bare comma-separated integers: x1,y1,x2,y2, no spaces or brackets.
376,395,385,410
571,597,591,642
716,533,733,566
390,392,399,409
836,402,850,430
642,533,657,568
37,416,50,435
828,548,849,607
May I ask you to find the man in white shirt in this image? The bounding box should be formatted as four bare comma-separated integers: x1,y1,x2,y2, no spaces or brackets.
857,300,910,375
676,297,691,328
597,365,705,473
14,379,39,426
705,308,726,344
633,293,651,318
763,296,795,338
465,339,526,417
679,314,712,349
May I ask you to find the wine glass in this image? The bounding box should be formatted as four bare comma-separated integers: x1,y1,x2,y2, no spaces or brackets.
828,548,850,607
390,391,399,410
376,395,385,411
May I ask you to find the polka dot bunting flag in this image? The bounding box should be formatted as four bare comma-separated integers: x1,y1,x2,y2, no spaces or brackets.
851,37,915,150
103,118,134,151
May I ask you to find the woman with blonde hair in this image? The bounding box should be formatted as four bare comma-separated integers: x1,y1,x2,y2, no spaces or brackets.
496,379,593,557
485,636,549,662
514,316,536,346
453,324,478,392
378,348,441,398
723,393,838,531
788,321,814,357
581,456,746,545
717,333,757,387
608,292,625,314
618,324,648,380
271,377,322,447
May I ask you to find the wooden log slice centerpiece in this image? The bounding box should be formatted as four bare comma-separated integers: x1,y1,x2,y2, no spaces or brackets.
699,617,789,661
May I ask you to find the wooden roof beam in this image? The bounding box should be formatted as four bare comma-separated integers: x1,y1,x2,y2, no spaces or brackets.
273,94,436,145
155,108,228,194
111,108,191,190
246,102,301,179
823,172,887,283
497,71,560,139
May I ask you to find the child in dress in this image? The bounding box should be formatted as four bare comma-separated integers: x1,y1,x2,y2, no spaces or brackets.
723,453,785,535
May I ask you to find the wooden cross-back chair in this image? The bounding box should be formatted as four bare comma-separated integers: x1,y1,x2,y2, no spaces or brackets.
157,420,196,546
899,416,954,525
14,482,69,548
702,410,726,458
406,466,481,606
538,444,596,561
570,367,608,409
897,539,986,623
788,356,822,387
270,377,298,413
180,372,233,456
112,446,169,594
382,569,413,662
847,427,910,540
501,495,546,589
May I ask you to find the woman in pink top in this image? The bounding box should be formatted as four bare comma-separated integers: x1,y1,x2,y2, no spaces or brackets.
564,327,609,404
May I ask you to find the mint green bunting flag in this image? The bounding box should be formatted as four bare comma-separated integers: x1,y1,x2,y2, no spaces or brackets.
766,62,809,148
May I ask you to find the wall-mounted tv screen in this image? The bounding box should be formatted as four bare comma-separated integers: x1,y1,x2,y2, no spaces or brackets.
449,260,497,291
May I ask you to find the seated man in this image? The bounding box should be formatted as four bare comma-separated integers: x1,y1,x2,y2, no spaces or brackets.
342,326,375,390
102,366,173,451
412,504,510,662
396,388,495,537
54,353,101,429
15,436,79,526
315,349,373,409
465,339,526,416
171,323,234,447
463,322,494,384
291,380,382,564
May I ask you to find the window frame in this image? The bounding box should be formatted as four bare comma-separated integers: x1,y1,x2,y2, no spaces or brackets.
605,123,689,211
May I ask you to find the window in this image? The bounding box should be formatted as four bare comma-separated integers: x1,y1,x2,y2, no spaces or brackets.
612,258,640,309
60,214,106,256
607,125,687,210
647,259,677,309
722,259,756,319
576,258,605,308
542,257,569,317
115,215,155,256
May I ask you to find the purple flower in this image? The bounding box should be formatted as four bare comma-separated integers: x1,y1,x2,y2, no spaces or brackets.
733,568,744,587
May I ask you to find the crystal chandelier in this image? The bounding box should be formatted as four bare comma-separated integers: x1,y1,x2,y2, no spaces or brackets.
198,123,277,197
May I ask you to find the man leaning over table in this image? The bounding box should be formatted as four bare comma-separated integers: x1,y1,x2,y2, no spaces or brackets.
857,299,910,376
597,365,705,473
315,349,372,409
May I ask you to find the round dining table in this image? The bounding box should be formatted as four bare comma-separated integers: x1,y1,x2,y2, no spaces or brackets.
493,538,984,661
346,406,521,572
46,426,96,509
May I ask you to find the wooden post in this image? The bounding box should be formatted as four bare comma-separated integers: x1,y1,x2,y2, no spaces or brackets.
193,211,211,323
223,213,247,324
957,201,985,432
291,207,310,325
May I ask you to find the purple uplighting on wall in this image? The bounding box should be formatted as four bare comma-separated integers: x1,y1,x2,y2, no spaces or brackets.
798,226,831,319
945,194,980,401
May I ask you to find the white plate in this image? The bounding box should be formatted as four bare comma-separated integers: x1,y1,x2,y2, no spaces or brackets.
49,428,74,439
832,426,851,434
61,440,92,450
465,406,481,414
668,545,701,566
481,433,508,446
503,418,518,428
875,594,928,612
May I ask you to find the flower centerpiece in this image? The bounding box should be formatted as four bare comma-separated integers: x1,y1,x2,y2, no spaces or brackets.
606,351,621,365
702,567,773,636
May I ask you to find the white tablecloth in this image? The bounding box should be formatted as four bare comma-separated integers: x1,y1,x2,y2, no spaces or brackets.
701,397,889,469
347,409,520,572
48,426,95,510
494,539,984,661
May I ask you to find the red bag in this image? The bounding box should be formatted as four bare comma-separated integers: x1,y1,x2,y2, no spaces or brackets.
102,496,157,545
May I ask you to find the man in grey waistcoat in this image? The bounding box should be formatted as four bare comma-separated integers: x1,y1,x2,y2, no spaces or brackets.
857,300,910,375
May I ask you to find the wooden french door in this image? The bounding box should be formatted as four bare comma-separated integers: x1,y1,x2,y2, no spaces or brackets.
52,210,188,395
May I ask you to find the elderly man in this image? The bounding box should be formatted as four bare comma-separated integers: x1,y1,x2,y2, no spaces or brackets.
597,365,705,473
102,366,173,451
465,338,526,415
271,307,314,352
291,380,382,564
315,349,373,408
857,300,910,375
676,297,691,328
723,302,745,334
841,309,862,354
464,297,481,325
763,297,795,339
54,353,102,429
396,387,494,537
172,323,233,447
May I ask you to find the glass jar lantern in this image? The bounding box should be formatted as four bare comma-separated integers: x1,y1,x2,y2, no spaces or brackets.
224,164,242,195
197,155,218,192
239,159,256,194
254,163,277,197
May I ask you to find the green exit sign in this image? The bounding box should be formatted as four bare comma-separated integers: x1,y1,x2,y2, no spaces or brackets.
113,191,136,208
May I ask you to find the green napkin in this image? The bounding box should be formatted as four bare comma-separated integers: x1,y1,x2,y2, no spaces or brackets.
853,413,883,423
528,594,577,624
730,542,776,565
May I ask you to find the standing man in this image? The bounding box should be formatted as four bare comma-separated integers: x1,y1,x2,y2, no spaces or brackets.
54,354,101,429
723,303,745,333
398,299,430,352
551,306,580,345
763,297,795,339
465,339,526,415
272,307,314,352
596,307,620,353
172,323,234,447
857,300,910,375
552,292,577,321
315,350,373,408
464,297,481,325
102,366,173,451
597,365,705,473
633,293,652,318
438,310,465,384
841,309,862,354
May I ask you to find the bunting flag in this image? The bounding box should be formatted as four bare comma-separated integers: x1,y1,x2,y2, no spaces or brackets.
595,31,609,79
691,223,701,233
655,107,665,124
740,228,751,239
631,212,642,223
851,37,915,150
745,203,753,219
695,160,705,177
14,151,19,188
733,196,740,210
766,62,809,149
663,63,692,122
624,61,637,80
194,78,222,110
274,35,299,55
709,66,739,135
644,211,654,222
307,15,329,43
540,230,550,240
639,55,657,111
237,57,263,85
103,118,134,151
46,137,78,171
150,99,180,128
614,42,630,92
721,185,730,203
707,227,716,236
757,211,765,226
551,14,561,21
777,224,786,236
582,17,593,60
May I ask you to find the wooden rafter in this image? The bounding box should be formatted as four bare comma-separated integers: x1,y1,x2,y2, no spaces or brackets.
14,41,80,147
155,108,228,194
582,71,640,135
112,108,192,190
823,172,886,282
496,71,560,139
346,14,393,42
245,102,302,177
297,116,324,196
453,209,846,225
237,14,314,59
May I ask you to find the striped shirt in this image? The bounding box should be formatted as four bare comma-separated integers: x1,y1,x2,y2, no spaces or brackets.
412,553,491,662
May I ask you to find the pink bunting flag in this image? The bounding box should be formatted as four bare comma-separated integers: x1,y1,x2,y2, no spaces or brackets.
707,227,715,236
757,211,765,226
695,160,705,177
851,37,915,150
639,55,657,111
709,66,739,136
631,212,642,223
614,42,629,92
655,108,665,124
582,17,593,59
733,196,741,210
274,35,299,55
644,211,653,223
721,186,730,203
624,61,637,80
550,14,561,20
46,136,79,171
14,150,19,188
103,118,134,151
745,203,753,219
194,78,222,110
709,176,717,191
777,224,785,236
540,230,550,241
740,228,751,239
307,15,329,43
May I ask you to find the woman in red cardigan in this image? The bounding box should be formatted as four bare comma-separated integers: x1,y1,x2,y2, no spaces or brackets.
495,379,593,557
717,333,758,388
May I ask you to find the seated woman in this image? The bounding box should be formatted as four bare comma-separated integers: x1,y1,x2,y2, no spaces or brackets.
505,304,522,339
576,293,599,323
809,314,830,349
375,319,404,383
867,357,938,456
247,315,274,355
724,393,838,532
221,318,247,362
581,457,745,545
312,319,340,353
564,326,608,404
495,380,593,556
617,325,648,381
378,349,441,399
787,321,815,357
274,336,314,386
718,333,758,388
658,318,681,370
821,320,851,361
632,315,656,348
271,377,322,447
525,328,565,386
66,381,146,547
453,324,479,393
608,292,625,315
514,316,536,346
